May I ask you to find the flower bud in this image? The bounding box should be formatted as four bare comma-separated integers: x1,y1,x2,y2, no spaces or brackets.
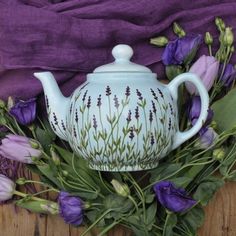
223,27,234,46
111,179,130,197
231,46,235,53
0,174,15,202
50,147,60,166
215,17,225,31
16,178,26,185
0,99,6,109
213,148,225,160
150,36,168,47
173,22,186,37
40,202,59,215
205,32,213,45
7,96,14,110
29,139,40,149
62,170,68,177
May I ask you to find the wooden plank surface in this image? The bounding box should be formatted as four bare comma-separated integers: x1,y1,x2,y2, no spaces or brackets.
0,181,235,236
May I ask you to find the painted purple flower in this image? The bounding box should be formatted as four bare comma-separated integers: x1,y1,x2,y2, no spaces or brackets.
0,174,15,202
149,110,153,122
0,135,41,164
86,96,91,108
113,95,119,109
135,106,139,119
129,127,135,140
58,191,83,225
136,89,143,100
9,98,36,126
92,115,98,130
198,127,218,149
185,55,219,94
97,94,102,107
162,34,202,65
126,110,132,122
82,90,88,102
150,133,155,145
188,96,213,127
153,181,196,212
106,86,111,96
151,101,157,114
125,86,131,97
220,64,236,87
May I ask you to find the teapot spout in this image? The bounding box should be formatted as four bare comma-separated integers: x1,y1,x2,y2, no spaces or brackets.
34,72,70,140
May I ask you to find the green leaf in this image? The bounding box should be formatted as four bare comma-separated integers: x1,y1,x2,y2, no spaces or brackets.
193,176,224,205
35,126,56,150
212,88,236,132
37,164,63,189
164,213,177,236
165,65,183,80
181,206,205,233
149,163,182,183
145,202,157,226
169,177,193,187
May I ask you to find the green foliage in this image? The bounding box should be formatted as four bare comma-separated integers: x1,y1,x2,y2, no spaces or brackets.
194,176,224,205
212,88,236,132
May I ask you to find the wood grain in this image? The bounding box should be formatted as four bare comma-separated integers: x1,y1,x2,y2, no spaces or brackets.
0,182,235,236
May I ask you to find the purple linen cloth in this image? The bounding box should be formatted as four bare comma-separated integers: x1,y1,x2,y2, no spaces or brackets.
0,0,236,100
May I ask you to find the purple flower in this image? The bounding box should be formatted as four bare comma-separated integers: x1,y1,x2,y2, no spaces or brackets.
9,98,36,126
58,191,83,225
198,127,218,149
188,96,213,126
162,34,202,65
0,174,15,202
220,64,236,87
0,135,41,164
185,55,219,94
153,181,196,212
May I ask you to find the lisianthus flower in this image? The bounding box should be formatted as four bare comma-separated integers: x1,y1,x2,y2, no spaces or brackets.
0,174,15,202
185,55,219,94
198,127,218,149
188,96,213,126
162,34,202,65
0,134,41,164
10,98,36,125
58,191,83,225
153,181,196,212
220,63,236,88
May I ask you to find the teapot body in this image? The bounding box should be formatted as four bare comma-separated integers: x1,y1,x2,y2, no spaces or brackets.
65,73,178,171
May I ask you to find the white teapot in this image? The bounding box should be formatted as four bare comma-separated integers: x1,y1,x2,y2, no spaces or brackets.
34,44,209,171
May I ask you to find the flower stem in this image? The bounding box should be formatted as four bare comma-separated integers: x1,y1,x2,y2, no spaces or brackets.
13,190,47,201
128,195,139,212
98,220,121,236
80,209,113,236
163,211,172,235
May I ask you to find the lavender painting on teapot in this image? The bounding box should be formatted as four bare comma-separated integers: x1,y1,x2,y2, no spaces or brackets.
34,44,209,171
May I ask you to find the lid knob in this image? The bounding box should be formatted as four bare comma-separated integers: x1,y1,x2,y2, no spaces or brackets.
112,44,133,62
93,44,152,73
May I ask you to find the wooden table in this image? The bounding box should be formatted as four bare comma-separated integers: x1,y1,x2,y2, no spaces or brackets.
1,181,236,236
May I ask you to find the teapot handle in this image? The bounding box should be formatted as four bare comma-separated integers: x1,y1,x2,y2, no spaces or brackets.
167,72,209,150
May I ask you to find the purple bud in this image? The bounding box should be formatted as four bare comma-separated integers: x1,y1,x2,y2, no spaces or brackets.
220,63,236,88
162,34,202,65
135,106,140,119
0,174,15,202
58,191,83,226
136,89,143,100
9,98,36,126
129,127,135,140
198,127,218,149
185,55,219,94
188,96,213,127
153,181,196,212
0,135,41,164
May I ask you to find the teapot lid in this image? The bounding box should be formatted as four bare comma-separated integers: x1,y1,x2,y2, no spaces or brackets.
93,44,151,73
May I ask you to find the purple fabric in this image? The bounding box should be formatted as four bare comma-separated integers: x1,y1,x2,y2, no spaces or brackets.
1,1,236,100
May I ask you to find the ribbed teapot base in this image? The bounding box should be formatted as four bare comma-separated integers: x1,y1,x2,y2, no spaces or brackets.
88,161,159,172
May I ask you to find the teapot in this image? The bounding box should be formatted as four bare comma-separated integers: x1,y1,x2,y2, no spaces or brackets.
34,44,209,171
